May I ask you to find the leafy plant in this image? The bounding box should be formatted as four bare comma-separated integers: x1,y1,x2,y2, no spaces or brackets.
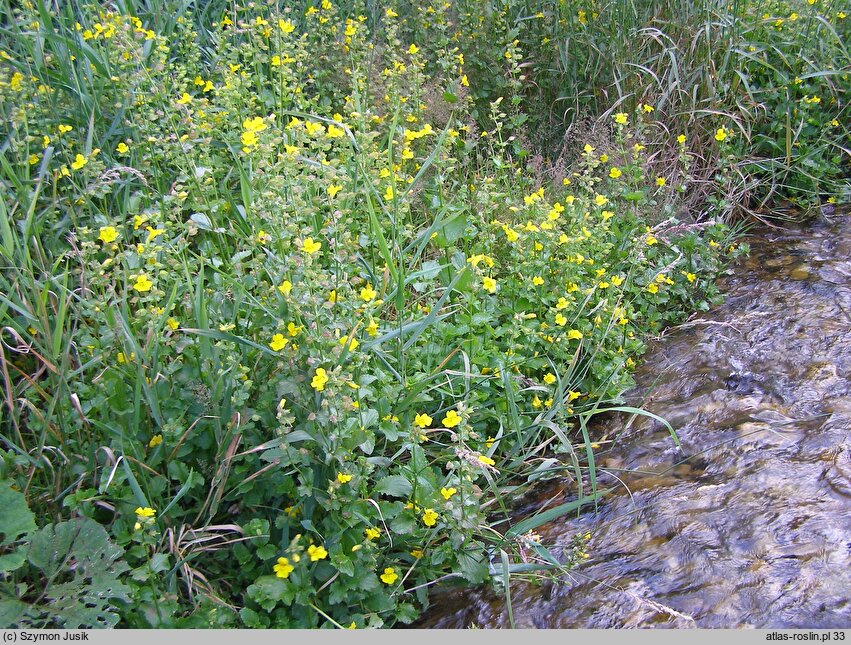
0,482,130,628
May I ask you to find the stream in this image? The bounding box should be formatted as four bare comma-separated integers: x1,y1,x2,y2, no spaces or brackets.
419,212,851,628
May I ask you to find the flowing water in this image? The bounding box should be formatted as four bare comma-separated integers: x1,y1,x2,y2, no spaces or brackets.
420,212,851,628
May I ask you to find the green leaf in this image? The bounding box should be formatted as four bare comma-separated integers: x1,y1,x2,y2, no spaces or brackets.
0,480,36,575
589,406,680,446
373,475,413,498
457,549,488,584
395,602,419,624
20,518,130,628
504,489,612,539
389,514,416,535
0,480,36,547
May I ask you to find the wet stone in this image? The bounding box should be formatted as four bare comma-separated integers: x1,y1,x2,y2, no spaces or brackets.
789,265,811,280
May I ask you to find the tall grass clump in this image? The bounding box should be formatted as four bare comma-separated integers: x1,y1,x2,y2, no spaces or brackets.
0,0,820,630
449,0,849,218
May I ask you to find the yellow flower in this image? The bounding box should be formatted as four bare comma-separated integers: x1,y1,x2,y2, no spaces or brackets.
647,283,659,294
366,318,379,337
360,283,377,301
422,508,438,526
408,44,419,54
440,487,457,500
307,544,328,561
608,167,622,179
414,413,432,428
685,272,696,283
302,237,321,254
714,127,727,141
326,124,345,138
594,194,608,206
58,124,73,134
655,177,666,187
70,154,87,170
567,329,583,340
279,18,295,33
146,226,165,243
269,333,289,351
677,134,687,145
116,142,129,154
532,276,544,286
339,336,359,351
646,235,658,246
442,409,462,428
337,472,353,484
304,121,324,136
380,567,398,584
555,313,567,326
477,454,495,466
613,112,628,125
273,556,294,579
543,373,556,385
365,527,381,540
278,280,292,295
133,274,153,292
176,92,191,105
327,184,342,198
243,116,266,133
312,368,329,391
482,276,497,294
166,318,179,330
148,434,163,448
98,226,118,243
135,507,156,518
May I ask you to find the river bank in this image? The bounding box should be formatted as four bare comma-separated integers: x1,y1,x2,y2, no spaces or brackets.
419,211,851,628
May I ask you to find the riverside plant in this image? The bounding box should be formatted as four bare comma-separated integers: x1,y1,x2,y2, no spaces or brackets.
0,0,760,629
450,0,850,217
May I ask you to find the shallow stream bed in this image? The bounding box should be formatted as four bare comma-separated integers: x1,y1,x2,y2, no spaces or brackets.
420,213,851,628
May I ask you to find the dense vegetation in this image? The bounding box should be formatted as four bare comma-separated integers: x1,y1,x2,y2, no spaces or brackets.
0,0,847,629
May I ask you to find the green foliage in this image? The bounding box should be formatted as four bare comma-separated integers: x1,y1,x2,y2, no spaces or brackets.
0,0,815,631
0,482,130,628
0,481,36,574
446,0,850,214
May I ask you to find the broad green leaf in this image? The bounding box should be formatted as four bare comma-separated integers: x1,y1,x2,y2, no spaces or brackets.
373,475,413,498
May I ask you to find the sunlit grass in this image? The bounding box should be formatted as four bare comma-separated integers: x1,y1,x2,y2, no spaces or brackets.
0,0,840,629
